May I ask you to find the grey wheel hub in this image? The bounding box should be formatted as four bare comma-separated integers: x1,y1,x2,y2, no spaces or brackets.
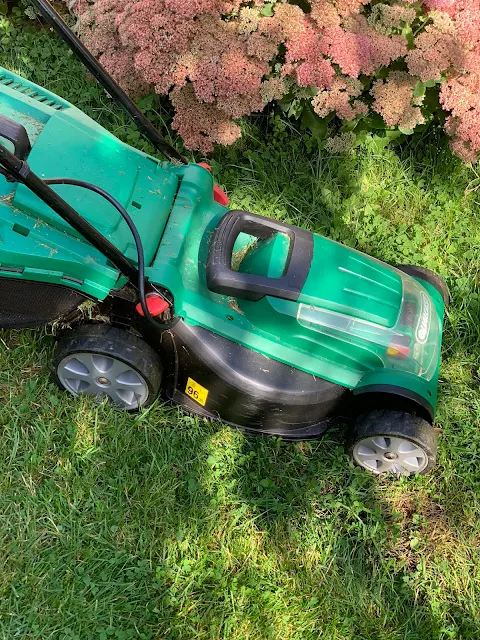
353,435,428,475
57,352,149,410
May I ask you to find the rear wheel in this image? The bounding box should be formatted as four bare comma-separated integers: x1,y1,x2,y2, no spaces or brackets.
52,324,162,411
396,264,449,308
347,410,437,476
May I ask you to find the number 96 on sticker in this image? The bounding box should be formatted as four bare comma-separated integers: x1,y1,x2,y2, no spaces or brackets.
185,377,209,407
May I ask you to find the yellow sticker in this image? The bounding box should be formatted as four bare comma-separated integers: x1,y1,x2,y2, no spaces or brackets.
185,377,209,407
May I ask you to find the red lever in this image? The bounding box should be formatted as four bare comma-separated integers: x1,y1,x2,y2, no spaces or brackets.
213,185,229,206
136,293,169,317
198,162,229,206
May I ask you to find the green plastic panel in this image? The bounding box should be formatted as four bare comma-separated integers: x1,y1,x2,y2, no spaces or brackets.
299,237,402,327
0,65,179,299
352,279,446,409
13,114,178,262
147,172,443,402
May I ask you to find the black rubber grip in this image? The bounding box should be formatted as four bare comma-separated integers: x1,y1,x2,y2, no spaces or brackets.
206,210,314,302
0,115,31,160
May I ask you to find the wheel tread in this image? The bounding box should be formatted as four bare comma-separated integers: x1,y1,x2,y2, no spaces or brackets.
52,324,162,410
347,409,437,475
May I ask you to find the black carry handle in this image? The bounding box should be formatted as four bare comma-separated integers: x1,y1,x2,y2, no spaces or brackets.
206,210,314,302
0,114,31,161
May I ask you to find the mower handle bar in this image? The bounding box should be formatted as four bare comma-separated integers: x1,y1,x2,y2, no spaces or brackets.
0,115,31,162
29,0,187,165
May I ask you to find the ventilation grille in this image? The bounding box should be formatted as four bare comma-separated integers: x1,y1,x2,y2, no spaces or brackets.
0,72,64,110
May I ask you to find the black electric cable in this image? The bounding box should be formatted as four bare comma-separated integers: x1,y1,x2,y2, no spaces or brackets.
44,178,176,330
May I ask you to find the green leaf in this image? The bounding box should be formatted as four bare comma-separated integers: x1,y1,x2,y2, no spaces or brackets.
423,87,442,112
364,113,387,130
260,3,274,16
398,127,415,135
413,81,425,98
0,2,8,14
402,25,415,48
374,67,390,80
424,78,437,88
385,129,404,141
287,100,304,119
301,107,329,140
341,117,362,133
277,94,295,111
370,135,390,151
355,130,368,145
410,537,421,549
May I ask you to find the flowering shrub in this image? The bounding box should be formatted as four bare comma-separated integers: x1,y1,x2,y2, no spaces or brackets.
64,0,480,162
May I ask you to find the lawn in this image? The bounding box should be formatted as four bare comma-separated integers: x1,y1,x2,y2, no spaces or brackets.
1,12,480,640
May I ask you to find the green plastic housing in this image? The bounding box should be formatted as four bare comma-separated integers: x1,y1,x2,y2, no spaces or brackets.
0,66,180,299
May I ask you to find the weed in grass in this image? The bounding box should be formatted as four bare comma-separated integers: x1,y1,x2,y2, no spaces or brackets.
0,13,479,640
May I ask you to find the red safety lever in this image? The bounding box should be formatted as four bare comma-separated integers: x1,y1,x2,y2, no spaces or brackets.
136,293,170,317
198,162,229,206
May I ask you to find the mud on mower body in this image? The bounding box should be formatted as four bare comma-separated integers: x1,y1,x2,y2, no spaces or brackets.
0,64,446,475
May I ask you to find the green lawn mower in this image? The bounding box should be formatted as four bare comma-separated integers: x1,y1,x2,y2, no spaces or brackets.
0,0,448,475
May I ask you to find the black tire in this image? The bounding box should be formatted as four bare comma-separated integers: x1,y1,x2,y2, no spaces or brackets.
52,324,162,411
396,264,450,308
346,410,437,476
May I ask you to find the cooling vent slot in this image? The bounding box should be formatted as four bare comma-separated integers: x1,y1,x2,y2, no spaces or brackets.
0,72,64,110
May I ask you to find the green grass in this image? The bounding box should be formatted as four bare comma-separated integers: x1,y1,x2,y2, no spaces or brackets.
1,13,480,640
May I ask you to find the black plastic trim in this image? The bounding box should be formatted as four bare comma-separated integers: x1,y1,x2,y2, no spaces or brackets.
0,114,31,161
352,384,434,423
155,320,348,438
206,210,314,301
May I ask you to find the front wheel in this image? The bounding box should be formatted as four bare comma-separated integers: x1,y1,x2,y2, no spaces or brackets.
52,324,162,411
347,410,437,476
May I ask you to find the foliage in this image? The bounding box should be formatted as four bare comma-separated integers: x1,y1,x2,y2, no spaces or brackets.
1,12,480,639
42,0,478,162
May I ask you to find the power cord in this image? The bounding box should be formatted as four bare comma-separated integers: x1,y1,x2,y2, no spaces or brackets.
44,178,176,330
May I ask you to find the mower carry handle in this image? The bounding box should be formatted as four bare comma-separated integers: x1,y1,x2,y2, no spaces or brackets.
0,115,31,161
206,210,313,302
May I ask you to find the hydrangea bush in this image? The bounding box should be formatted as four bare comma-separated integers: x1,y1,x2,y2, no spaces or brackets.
63,0,480,162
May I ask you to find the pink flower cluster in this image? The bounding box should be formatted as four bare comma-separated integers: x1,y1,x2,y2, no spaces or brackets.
441,73,480,162
310,0,370,29
312,76,368,120
65,0,480,162
319,15,408,78
371,71,424,129
74,0,287,151
406,12,462,82
408,1,480,161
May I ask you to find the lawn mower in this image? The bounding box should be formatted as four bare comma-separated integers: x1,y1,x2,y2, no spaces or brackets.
0,0,448,475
